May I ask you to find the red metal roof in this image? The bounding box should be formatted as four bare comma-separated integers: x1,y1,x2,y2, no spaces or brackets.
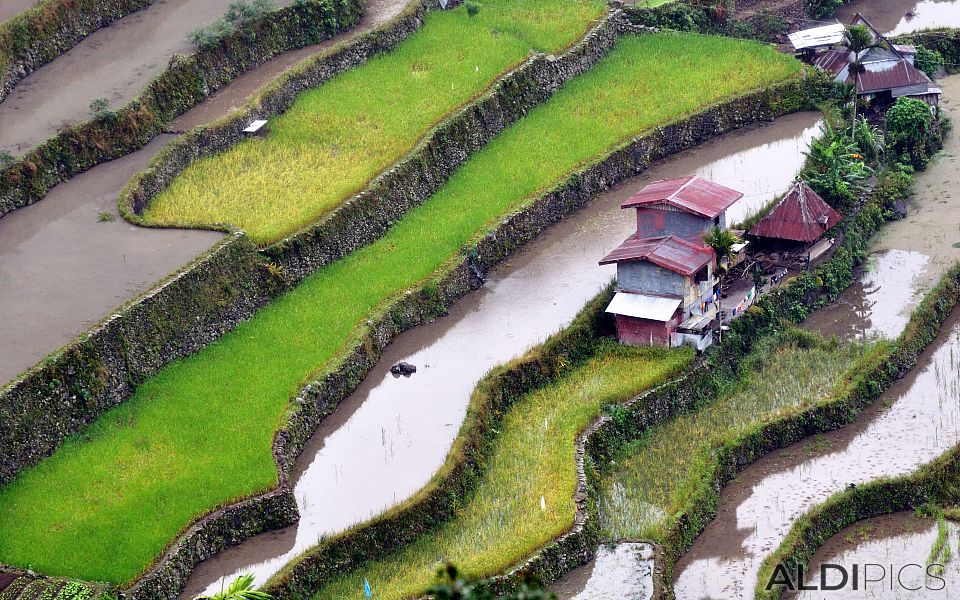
749,181,842,243
620,175,743,219
856,59,930,94
599,235,715,276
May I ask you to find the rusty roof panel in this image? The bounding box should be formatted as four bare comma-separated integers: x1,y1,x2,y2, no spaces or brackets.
620,175,743,219
599,235,714,275
749,181,842,242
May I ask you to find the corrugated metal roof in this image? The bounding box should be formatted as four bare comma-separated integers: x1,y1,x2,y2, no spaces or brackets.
605,292,681,322
599,235,714,275
749,181,842,242
857,58,930,93
620,175,743,219
788,23,845,50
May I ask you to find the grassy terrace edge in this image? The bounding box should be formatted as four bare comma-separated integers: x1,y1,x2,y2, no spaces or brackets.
0,53,819,600
755,263,960,600
0,0,365,218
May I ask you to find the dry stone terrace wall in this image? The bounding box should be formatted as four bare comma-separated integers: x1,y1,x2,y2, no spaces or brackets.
0,0,154,104
0,232,284,487
0,0,364,219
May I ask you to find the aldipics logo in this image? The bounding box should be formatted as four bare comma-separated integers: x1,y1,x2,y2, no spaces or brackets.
765,563,948,593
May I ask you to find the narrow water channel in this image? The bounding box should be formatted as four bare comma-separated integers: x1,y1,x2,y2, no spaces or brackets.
0,0,295,156
672,72,960,600
178,112,821,597
791,513,960,599
0,0,409,386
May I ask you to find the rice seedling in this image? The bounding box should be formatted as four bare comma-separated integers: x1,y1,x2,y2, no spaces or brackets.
0,34,800,583
598,332,884,541
143,0,607,245
308,342,692,600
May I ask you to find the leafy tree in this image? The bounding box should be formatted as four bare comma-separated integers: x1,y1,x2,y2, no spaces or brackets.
195,575,273,600
886,96,935,169
704,226,740,261
427,564,556,600
804,0,843,19
915,46,944,79
802,119,872,211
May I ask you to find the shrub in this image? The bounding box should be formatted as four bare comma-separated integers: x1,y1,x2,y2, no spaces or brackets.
886,96,935,169
188,19,236,48
224,0,276,25
805,0,844,19
915,46,944,79
465,2,480,17
89,98,112,120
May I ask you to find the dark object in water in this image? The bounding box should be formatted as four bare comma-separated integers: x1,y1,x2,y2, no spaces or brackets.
391,361,417,376
891,199,908,220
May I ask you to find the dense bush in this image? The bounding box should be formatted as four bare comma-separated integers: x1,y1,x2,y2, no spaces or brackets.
189,0,277,48
805,0,844,19
915,46,944,79
886,96,936,168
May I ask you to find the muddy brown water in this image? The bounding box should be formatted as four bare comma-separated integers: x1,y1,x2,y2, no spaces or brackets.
836,0,960,34
0,135,223,383
0,0,410,386
0,0,38,23
0,0,298,156
789,512,960,599
176,112,821,597
672,310,960,599
549,543,655,600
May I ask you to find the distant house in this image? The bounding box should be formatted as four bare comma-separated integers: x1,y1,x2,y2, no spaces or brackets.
811,13,940,108
600,176,743,350
748,180,842,264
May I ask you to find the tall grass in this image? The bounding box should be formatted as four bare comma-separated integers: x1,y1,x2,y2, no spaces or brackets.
598,331,883,541
143,0,606,245
310,342,692,600
0,34,800,583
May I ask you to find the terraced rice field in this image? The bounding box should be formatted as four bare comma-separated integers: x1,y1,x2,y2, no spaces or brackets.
0,32,800,584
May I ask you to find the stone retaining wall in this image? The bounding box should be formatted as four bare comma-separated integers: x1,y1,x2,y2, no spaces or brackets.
0,0,154,104
0,0,364,218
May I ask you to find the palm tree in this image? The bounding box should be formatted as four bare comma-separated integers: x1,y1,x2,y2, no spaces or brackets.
196,575,273,600
841,24,882,125
704,226,740,262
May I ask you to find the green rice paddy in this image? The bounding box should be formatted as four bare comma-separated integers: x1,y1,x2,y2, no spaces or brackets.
598,331,887,541
307,341,692,599
0,33,800,583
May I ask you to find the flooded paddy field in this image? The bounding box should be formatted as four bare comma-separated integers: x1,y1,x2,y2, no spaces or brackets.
178,113,821,597
836,0,960,34
0,0,409,386
788,512,960,599
550,543,656,600
0,0,38,23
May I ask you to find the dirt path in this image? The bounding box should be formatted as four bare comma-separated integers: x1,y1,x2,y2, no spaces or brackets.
0,0,38,23
0,0,411,386
0,0,294,156
175,113,820,599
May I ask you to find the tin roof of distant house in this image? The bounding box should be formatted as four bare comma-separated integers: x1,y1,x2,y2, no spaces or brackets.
620,175,744,219
599,234,714,275
749,181,842,242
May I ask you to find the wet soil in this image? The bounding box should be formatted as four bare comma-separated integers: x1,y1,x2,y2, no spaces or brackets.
0,135,222,384
170,0,409,132
802,75,960,341
0,0,37,23
836,0,960,35
549,543,655,600
788,512,960,599
0,0,294,156
672,310,960,599
178,112,821,597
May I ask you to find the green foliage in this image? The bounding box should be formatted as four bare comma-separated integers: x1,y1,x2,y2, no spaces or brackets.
0,149,13,169
225,0,276,24
805,0,844,19
842,24,876,56
188,19,237,49
89,98,112,120
915,46,944,79
465,1,480,17
704,226,740,260
427,564,554,600
886,96,936,169
802,118,872,212
196,574,272,600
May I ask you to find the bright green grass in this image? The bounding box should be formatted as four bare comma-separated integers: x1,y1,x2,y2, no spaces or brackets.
143,0,606,245
310,342,692,600
0,33,800,583
597,333,884,541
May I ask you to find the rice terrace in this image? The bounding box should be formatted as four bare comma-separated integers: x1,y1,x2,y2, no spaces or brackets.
1,0,960,598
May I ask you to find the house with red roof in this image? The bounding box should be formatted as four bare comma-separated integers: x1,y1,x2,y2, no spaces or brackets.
748,180,842,265
599,176,743,350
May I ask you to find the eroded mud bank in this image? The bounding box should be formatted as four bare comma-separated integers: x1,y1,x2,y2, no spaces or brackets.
177,113,821,598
